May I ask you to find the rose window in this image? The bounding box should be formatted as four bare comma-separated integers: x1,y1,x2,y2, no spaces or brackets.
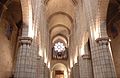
54,42,65,52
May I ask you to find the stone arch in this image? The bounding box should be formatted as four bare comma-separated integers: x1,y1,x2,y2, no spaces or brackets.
98,0,109,21
48,12,73,39
49,24,71,34
44,0,78,5
20,0,33,37
94,0,110,39
48,11,73,24
50,63,68,78
51,63,67,70
106,0,120,38
48,12,72,43
106,0,120,77
20,0,31,25
52,34,68,45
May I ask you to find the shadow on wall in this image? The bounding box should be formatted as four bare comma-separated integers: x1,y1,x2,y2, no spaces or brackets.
107,0,120,77
0,17,18,78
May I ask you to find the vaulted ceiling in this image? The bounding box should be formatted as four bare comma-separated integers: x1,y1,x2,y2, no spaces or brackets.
46,0,76,47
0,0,22,27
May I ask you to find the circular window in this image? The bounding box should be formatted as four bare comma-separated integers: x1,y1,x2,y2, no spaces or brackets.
54,42,65,52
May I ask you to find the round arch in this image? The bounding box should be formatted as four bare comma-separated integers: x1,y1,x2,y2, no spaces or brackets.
50,63,68,78
20,0,31,24
51,63,67,70
20,0,33,37
48,12,73,35
48,11,73,24
49,24,71,34
52,34,68,45
44,0,78,5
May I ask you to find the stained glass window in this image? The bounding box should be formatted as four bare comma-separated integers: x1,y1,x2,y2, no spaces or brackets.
54,42,65,52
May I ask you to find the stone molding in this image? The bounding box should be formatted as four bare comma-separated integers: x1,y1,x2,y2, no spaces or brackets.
96,37,109,45
37,56,42,60
74,63,79,66
18,37,32,45
82,54,90,59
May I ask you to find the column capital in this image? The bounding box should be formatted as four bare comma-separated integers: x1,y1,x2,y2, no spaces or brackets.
96,37,109,45
37,56,42,60
19,37,32,45
74,63,79,66
82,54,90,59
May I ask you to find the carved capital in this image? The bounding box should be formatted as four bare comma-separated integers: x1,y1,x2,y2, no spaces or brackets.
19,37,32,45
82,54,90,59
96,37,109,45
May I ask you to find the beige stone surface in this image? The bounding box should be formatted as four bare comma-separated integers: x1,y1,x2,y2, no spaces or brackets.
111,34,120,78
0,33,13,78
0,0,120,78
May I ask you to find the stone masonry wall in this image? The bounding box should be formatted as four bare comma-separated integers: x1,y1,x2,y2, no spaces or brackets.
0,17,18,78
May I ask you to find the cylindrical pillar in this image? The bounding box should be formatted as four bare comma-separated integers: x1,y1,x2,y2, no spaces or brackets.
36,56,44,78
92,37,116,78
73,63,80,78
14,37,36,78
79,42,93,78
70,68,74,78
44,64,50,78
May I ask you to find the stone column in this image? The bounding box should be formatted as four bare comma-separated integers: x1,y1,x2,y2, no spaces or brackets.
44,64,50,78
14,37,36,78
36,56,44,78
82,0,117,77
72,63,79,78
79,43,93,78
72,64,75,78
92,37,116,78
70,68,74,78
91,20,116,78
